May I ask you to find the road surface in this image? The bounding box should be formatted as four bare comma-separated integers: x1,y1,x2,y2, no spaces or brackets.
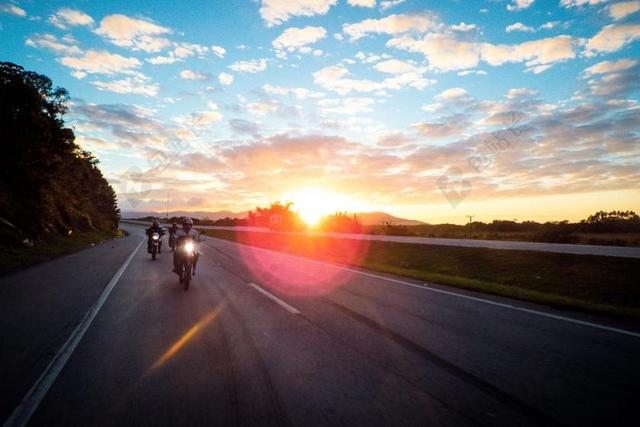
1,224,639,426
121,220,640,258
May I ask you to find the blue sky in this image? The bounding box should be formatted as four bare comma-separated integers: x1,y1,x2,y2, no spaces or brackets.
1,0,639,222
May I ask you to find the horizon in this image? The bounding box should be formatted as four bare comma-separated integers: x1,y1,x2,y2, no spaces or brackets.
2,0,639,226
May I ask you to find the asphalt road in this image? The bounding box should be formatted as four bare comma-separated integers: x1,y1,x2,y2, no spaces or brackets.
2,224,639,426
121,220,640,258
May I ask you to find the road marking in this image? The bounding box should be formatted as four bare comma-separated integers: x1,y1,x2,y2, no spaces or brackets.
248,283,301,315
208,238,640,339
3,238,145,427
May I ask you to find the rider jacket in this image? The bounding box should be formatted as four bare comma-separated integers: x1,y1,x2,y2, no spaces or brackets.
146,226,165,237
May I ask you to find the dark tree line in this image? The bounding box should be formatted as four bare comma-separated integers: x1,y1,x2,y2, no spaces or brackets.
0,62,119,243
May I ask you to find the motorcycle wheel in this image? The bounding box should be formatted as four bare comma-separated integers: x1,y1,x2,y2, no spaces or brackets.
152,246,157,260
183,264,191,290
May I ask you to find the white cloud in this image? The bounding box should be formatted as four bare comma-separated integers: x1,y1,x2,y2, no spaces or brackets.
218,72,234,85
343,13,440,41
506,87,538,99
263,84,325,99
584,24,640,56
25,33,82,55
451,22,476,32
560,0,608,7
229,58,268,73
179,69,209,80
348,0,376,7
374,59,423,74
609,1,640,20
506,22,535,32
259,0,337,27
435,87,468,101
91,77,160,96
313,63,434,94
389,33,578,72
211,45,226,58
95,14,171,52
318,97,375,114
0,3,26,16
247,101,279,115
59,50,142,76
272,26,326,53
507,0,535,11
584,58,637,75
49,8,93,29
147,55,180,65
380,0,406,10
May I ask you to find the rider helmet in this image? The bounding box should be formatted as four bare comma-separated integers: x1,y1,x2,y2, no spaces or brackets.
152,220,159,227
183,217,193,230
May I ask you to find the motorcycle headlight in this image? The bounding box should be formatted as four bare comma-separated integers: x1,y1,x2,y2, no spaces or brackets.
152,235,159,240
184,242,194,253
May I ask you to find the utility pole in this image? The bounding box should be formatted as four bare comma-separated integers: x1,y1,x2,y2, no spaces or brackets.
466,215,474,239
166,191,169,221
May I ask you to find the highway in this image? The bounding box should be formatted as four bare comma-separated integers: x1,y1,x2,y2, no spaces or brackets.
121,220,640,258
1,223,639,426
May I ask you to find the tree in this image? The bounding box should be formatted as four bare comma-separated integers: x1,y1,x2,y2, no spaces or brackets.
0,62,119,241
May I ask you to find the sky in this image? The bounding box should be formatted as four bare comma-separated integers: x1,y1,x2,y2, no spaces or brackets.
1,0,639,224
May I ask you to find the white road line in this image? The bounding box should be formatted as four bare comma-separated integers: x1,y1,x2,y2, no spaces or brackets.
208,238,640,339
3,238,145,427
248,282,301,315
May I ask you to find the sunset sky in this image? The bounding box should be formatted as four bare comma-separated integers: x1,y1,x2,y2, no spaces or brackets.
1,0,638,223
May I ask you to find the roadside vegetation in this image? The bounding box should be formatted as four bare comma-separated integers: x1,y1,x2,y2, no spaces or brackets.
0,62,120,274
202,229,640,319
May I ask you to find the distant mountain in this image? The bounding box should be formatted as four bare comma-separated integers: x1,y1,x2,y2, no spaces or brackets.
121,210,424,226
353,211,425,226
120,210,247,220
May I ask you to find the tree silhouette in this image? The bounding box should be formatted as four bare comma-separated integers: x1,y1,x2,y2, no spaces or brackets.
0,62,119,241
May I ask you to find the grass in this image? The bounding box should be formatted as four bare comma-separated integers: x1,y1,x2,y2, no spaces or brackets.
202,229,640,319
0,229,124,276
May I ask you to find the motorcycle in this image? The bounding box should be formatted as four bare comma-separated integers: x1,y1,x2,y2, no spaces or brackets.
176,238,196,290
150,232,161,260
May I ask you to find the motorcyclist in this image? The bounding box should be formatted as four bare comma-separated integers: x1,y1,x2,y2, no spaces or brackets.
146,220,165,253
168,222,179,250
173,217,200,275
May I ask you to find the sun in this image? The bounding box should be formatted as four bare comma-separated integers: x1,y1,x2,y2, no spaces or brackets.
285,188,363,226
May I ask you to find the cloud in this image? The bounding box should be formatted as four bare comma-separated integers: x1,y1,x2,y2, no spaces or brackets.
218,72,234,85
95,14,171,52
506,22,535,33
60,50,142,76
211,45,226,58
259,0,337,27
609,1,640,20
273,26,326,54
49,8,94,29
318,97,376,115
0,3,26,16
313,64,434,94
560,0,607,7
343,13,441,41
176,110,223,126
25,33,82,55
507,0,534,11
451,22,476,32
389,33,578,72
262,84,325,99
348,0,376,7
229,58,268,73
584,24,640,56
247,101,280,115
179,69,210,80
374,59,424,74
584,58,637,75
91,77,160,97
435,87,469,101
380,0,406,9
582,59,640,97
413,120,469,139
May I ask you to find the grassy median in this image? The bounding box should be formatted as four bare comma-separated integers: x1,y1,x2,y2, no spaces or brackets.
202,229,640,319
0,229,124,276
